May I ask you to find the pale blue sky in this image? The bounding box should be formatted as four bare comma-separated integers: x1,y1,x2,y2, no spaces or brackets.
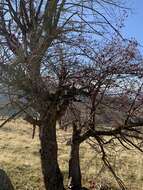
123,0,143,48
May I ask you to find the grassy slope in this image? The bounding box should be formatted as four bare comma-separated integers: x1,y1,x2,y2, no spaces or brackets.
0,119,143,190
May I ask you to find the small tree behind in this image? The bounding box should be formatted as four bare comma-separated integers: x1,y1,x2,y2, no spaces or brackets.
60,39,143,189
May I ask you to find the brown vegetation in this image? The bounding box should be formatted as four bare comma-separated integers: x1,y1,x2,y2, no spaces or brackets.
0,120,143,190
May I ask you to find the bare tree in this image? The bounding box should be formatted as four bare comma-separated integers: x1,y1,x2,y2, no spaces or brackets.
0,1,135,190
59,39,143,190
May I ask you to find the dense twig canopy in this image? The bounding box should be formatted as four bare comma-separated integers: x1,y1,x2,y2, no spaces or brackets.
0,0,129,117
0,0,143,134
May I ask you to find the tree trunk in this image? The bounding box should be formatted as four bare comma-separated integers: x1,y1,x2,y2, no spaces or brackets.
68,124,82,190
39,116,65,190
68,142,82,190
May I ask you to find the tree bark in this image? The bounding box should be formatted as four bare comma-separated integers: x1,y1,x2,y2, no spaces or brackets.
39,115,65,190
68,142,82,190
68,124,82,190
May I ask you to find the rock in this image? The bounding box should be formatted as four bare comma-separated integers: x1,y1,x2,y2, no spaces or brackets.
0,169,14,190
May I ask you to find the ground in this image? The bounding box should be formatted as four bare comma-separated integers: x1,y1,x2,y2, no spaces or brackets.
0,119,143,190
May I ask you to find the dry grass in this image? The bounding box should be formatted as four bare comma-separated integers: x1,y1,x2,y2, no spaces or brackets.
0,119,143,190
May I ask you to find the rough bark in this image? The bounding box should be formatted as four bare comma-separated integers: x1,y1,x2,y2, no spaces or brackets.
68,142,82,190
39,114,65,190
68,124,82,190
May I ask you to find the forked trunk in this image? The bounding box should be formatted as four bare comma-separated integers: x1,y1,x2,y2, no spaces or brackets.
39,115,65,190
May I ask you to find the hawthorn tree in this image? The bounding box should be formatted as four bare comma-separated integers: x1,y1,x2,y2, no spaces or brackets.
60,39,143,189
0,1,139,190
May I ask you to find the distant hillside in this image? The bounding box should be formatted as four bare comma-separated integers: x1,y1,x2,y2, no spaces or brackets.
0,95,17,116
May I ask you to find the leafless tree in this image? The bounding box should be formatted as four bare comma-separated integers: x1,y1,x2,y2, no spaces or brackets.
59,39,143,190
0,1,137,190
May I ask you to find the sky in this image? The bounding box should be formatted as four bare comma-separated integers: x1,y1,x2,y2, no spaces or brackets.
123,0,143,50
